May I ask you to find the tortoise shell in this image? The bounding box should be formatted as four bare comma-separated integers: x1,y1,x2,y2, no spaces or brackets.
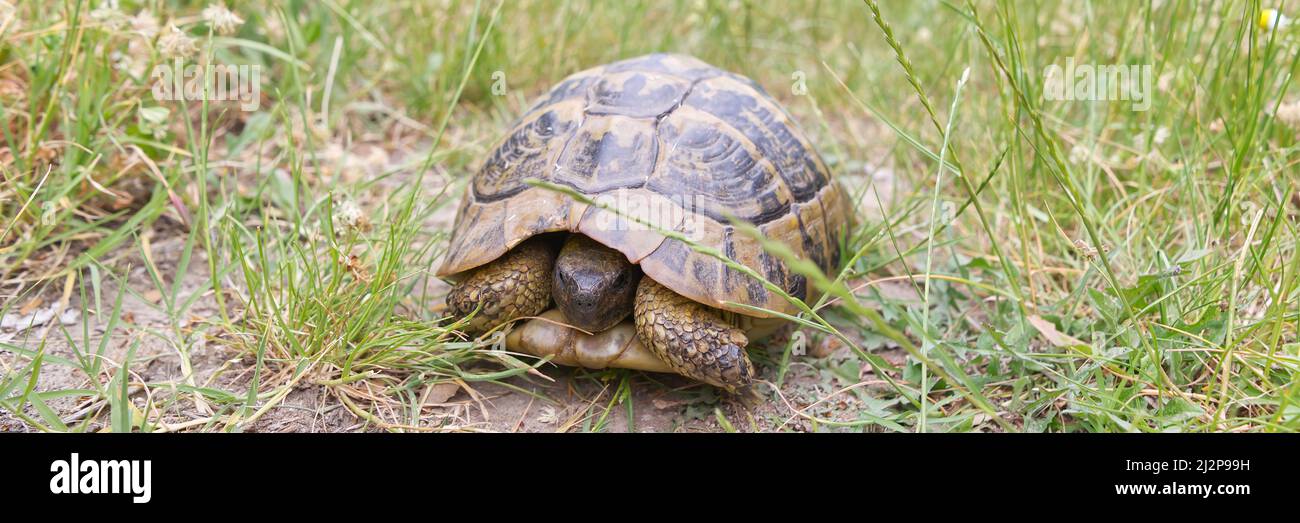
437,53,851,318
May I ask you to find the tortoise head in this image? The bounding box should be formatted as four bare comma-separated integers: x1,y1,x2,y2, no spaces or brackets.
552,234,641,333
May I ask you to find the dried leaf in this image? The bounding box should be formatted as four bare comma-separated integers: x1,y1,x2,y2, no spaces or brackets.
651,397,688,410
809,335,844,358
18,297,42,315
1027,315,1086,348
423,382,459,406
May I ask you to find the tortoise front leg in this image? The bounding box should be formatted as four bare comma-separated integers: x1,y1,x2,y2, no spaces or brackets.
446,238,555,335
632,278,755,392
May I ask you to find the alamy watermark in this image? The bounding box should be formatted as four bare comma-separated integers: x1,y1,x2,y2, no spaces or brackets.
587,188,713,241
49,453,152,504
492,70,508,96
791,70,808,96
150,58,261,111
1043,57,1152,111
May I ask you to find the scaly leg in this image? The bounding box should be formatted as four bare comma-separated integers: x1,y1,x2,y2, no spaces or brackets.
632,278,754,392
446,238,555,335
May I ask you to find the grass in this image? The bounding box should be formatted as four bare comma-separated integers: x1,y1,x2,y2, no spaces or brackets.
1,0,1298,432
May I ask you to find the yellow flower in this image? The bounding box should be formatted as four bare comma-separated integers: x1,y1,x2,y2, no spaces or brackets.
1259,9,1292,32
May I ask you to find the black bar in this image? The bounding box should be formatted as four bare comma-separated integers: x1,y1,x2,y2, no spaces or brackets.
1,434,1289,511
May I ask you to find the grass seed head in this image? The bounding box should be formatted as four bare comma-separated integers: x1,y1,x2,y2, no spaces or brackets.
202,3,244,36
158,24,198,59
90,5,127,31
130,10,159,39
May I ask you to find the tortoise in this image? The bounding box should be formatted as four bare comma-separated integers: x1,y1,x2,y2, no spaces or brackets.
438,53,851,392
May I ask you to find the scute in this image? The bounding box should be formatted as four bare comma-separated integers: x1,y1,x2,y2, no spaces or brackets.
554,115,657,193
473,104,579,202
588,71,692,118
649,107,792,225
438,53,851,319
519,67,604,118
684,75,829,202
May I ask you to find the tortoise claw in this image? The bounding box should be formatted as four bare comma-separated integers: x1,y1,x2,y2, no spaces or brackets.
632,278,756,392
